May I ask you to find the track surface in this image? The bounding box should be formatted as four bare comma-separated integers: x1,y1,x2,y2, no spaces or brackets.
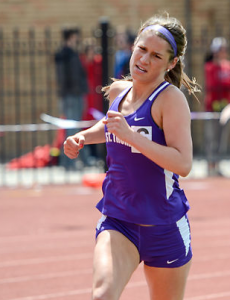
1,177,230,300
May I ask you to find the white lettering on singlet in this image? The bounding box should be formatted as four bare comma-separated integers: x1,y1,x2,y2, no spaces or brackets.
105,132,112,142
113,134,130,146
105,132,130,146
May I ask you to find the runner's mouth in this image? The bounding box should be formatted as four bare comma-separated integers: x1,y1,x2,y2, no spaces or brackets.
136,65,147,72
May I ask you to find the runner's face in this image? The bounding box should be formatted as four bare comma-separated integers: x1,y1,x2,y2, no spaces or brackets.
130,31,173,83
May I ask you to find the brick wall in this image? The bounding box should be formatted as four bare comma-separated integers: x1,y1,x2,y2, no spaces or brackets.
1,0,228,35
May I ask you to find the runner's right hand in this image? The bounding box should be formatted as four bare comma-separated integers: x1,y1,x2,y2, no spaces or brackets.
63,134,85,159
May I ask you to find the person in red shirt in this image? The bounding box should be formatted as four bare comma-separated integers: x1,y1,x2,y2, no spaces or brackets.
204,37,230,175
81,38,103,120
81,38,104,163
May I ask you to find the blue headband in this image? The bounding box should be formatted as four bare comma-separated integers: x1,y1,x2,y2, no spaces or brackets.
142,24,177,57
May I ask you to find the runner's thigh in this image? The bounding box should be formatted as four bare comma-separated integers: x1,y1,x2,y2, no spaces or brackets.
144,260,192,300
92,229,140,300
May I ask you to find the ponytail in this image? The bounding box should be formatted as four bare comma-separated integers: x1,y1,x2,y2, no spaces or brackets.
165,59,201,100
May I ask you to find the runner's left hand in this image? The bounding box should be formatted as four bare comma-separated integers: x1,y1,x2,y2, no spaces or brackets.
103,111,133,143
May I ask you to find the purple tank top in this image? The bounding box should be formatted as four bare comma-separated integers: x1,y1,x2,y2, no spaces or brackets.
96,81,190,225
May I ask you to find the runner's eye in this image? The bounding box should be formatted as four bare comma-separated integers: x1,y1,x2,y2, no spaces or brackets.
139,46,146,51
152,53,162,59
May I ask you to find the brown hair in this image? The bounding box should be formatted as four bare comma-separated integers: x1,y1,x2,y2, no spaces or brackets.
103,13,200,99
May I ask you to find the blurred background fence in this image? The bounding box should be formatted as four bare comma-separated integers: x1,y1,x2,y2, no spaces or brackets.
0,19,230,187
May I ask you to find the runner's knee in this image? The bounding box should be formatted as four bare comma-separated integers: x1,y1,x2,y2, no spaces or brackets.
92,284,117,300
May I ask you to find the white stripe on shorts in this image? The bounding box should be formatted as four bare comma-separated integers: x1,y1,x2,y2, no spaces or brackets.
176,215,191,256
96,214,107,230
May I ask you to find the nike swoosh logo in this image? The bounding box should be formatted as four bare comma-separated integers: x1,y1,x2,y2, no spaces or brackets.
167,259,179,264
134,117,145,121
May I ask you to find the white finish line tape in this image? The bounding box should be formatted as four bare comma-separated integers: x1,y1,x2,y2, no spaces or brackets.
1,111,229,133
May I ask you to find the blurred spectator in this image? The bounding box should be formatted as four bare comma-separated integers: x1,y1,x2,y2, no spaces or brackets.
81,38,103,120
204,37,230,176
113,27,135,79
54,27,88,170
81,38,103,164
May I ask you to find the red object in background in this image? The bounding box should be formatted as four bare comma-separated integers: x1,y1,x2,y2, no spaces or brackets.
204,60,230,111
52,127,66,149
81,53,103,120
82,173,106,188
6,128,65,170
6,145,52,169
